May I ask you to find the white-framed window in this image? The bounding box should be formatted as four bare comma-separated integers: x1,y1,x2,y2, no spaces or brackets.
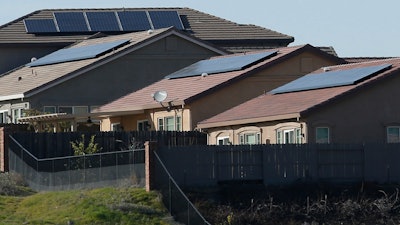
277,128,302,144
157,116,181,131
43,106,56,114
111,123,123,131
73,106,88,114
12,108,26,124
58,106,73,114
239,133,261,145
0,110,9,123
387,126,400,143
138,120,150,131
316,127,330,144
217,136,230,145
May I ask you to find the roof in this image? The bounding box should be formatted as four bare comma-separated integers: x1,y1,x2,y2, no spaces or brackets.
93,44,345,115
0,27,226,101
0,8,294,51
197,58,400,128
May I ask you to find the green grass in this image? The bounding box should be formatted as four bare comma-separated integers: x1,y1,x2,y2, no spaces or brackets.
0,187,172,225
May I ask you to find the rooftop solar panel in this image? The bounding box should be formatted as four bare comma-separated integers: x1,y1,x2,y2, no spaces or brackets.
270,64,392,94
86,12,121,32
27,39,129,67
54,12,89,32
165,51,278,79
24,19,58,33
148,11,184,30
118,11,152,31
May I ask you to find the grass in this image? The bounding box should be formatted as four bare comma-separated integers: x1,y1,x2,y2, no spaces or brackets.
0,186,173,225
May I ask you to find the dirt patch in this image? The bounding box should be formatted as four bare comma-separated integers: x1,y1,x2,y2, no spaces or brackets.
186,182,400,225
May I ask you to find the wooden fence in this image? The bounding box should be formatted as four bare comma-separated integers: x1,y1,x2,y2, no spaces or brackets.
10,131,207,159
156,143,400,186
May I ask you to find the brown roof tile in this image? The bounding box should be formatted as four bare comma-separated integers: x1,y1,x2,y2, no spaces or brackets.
198,58,400,128
0,8,294,49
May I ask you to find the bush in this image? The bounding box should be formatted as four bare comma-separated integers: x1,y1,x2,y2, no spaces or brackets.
0,172,29,196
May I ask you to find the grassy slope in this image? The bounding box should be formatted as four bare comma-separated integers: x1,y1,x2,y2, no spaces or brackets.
0,187,172,225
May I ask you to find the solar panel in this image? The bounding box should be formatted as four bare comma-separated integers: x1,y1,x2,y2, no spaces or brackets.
165,51,278,79
24,19,58,33
117,11,152,31
148,11,184,30
86,12,121,32
27,39,129,67
270,64,392,94
54,12,89,32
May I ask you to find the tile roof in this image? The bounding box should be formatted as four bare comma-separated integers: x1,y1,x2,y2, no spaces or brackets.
198,58,400,128
0,27,226,101
0,8,294,49
94,44,343,115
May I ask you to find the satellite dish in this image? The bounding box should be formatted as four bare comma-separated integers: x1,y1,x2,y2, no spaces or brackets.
152,90,168,103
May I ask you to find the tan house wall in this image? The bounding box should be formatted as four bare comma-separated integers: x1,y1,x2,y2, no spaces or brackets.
304,71,400,144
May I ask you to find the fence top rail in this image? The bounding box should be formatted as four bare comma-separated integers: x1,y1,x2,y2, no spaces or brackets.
9,134,144,162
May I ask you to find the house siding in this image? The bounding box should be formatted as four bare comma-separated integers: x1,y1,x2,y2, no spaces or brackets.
305,71,400,143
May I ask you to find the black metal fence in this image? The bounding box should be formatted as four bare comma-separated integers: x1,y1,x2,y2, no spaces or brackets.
8,135,145,191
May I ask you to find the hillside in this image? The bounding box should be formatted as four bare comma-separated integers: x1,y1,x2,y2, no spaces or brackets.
0,173,174,225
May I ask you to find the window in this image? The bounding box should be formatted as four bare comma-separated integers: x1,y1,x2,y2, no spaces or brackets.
239,133,261,145
111,123,123,131
138,120,150,131
11,108,25,123
0,111,8,123
316,127,330,143
157,116,181,131
277,128,302,144
44,106,56,114
59,106,73,114
217,136,230,145
387,126,400,143
73,106,88,114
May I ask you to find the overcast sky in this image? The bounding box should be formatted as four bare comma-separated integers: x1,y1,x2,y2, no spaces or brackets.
1,0,399,57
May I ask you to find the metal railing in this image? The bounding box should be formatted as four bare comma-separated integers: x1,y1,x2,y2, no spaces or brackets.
8,135,145,191
154,151,211,225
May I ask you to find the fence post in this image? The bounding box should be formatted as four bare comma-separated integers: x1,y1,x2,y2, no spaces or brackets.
145,141,158,192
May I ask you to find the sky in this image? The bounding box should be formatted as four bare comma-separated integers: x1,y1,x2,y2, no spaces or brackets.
1,0,399,57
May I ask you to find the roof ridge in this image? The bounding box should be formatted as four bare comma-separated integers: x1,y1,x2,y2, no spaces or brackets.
324,57,400,70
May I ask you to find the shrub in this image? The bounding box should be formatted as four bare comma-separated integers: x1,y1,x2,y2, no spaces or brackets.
0,172,29,196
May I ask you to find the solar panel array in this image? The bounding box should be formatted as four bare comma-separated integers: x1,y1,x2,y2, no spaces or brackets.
270,64,392,94
24,10,185,33
165,51,278,79
27,39,130,67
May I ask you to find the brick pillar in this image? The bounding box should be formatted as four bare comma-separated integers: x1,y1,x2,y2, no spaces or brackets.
145,141,158,192
0,126,10,172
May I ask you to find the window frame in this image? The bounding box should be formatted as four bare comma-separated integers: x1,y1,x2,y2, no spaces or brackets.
157,115,182,131
137,120,150,131
316,127,330,144
239,132,261,145
217,136,230,145
276,128,302,144
387,126,400,143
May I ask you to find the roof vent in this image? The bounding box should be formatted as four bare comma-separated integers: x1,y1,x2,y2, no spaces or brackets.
147,29,154,35
323,67,331,72
201,73,208,78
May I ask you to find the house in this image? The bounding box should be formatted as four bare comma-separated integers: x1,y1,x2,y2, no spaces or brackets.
197,58,400,145
0,27,227,131
0,8,294,74
93,44,345,132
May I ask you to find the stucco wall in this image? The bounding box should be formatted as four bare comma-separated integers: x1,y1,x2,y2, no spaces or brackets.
27,35,219,111
305,71,400,143
0,45,64,74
